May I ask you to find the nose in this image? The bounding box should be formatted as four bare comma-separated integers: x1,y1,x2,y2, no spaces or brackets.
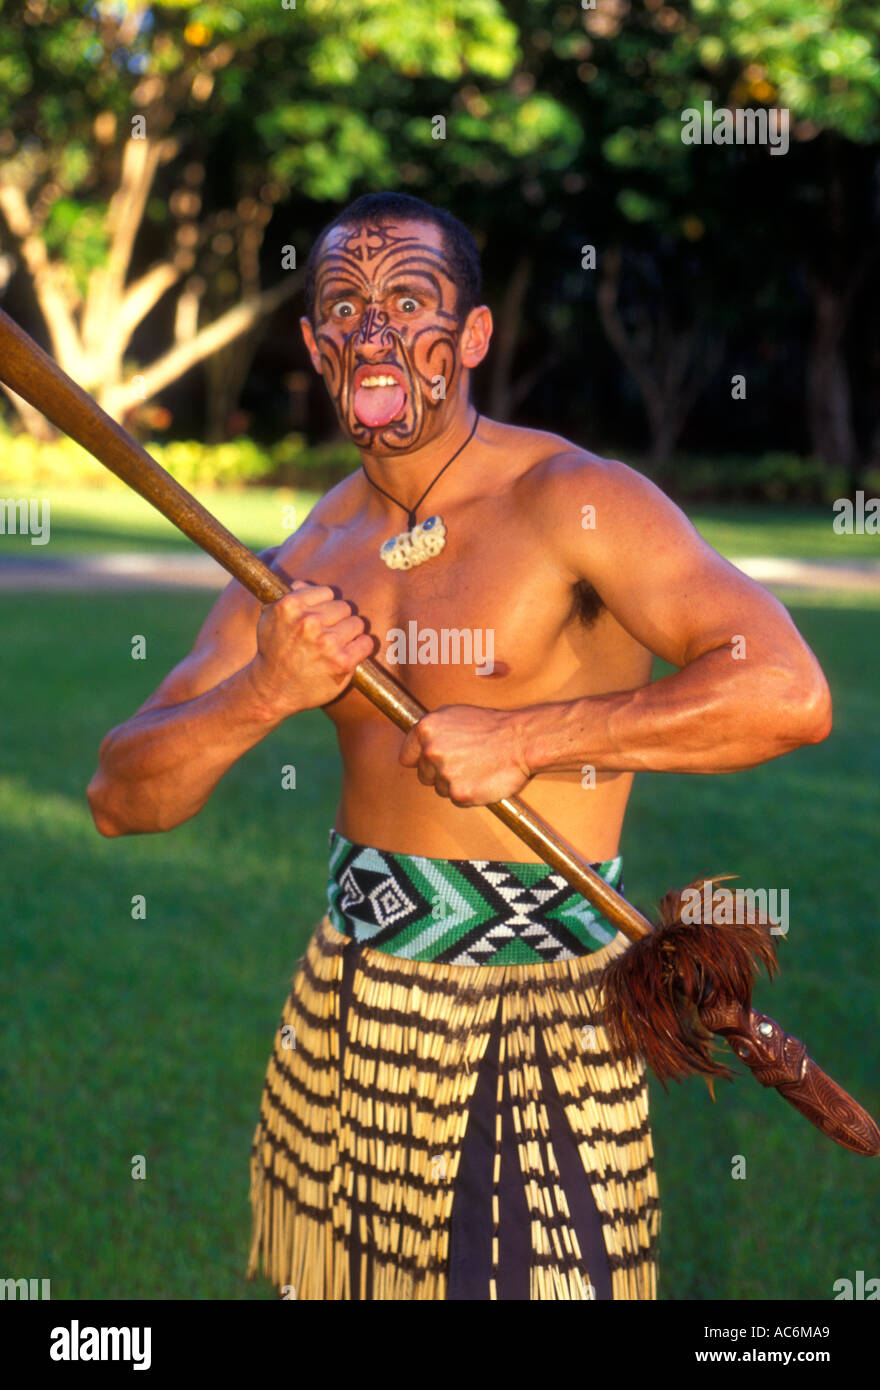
355,305,389,349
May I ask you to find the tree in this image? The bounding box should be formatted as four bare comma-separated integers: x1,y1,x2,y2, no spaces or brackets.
573,0,880,471
0,0,532,433
465,0,880,469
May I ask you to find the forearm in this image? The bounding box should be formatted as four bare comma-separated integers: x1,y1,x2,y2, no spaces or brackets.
87,662,288,835
517,646,831,776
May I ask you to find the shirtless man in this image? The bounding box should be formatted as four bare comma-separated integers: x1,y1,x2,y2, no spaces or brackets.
87,192,832,1302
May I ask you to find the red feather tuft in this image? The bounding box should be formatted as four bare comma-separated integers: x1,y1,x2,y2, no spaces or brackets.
598,876,780,1085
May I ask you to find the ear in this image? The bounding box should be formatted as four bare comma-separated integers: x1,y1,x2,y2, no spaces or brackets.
300,315,323,374
459,305,493,370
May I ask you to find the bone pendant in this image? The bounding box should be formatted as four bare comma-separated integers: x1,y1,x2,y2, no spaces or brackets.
379,515,447,570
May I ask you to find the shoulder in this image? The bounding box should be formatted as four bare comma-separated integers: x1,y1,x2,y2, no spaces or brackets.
511,435,685,532
270,468,366,572
518,441,658,508
480,418,651,500
477,417,690,538
502,433,705,584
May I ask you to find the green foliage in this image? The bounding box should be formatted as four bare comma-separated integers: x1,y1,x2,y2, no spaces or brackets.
1,0,878,464
304,0,520,83
0,423,272,489
711,0,880,140
0,0,583,262
257,105,396,201
615,188,666,223
42,198,109,296
860,467,880,496
449,91,582,165
0,416,850,503
147,436,275,488
666,452,850,505
268,433,360,484
573,0,880,239
0,422,359,491
0,425,126,490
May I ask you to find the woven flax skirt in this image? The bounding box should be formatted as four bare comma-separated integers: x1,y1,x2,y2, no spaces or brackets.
246,832,661,1300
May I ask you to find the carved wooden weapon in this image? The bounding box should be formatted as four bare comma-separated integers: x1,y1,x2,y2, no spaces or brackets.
0,306,877,1156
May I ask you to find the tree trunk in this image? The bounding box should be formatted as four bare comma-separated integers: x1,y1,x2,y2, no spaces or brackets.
204,329,259,442
644,407,684,474
0,382,59,440
805,278,857,477
487,255,531,420
597,246,721,473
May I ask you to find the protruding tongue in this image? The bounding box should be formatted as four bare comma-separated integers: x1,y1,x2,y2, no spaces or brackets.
354,383,405,428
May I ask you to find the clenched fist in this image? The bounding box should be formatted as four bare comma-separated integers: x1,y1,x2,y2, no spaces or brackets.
248,580,375,717
399,705,532,806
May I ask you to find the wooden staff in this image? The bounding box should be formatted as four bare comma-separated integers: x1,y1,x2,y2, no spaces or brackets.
0,306,877,1156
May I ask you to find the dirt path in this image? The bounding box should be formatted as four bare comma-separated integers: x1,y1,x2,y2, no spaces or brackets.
0,550,878,593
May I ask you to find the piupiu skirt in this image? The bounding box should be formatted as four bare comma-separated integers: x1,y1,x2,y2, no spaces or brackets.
246,839,661,1300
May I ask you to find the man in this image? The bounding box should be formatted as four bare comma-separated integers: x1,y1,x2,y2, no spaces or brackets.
87,192,832,1301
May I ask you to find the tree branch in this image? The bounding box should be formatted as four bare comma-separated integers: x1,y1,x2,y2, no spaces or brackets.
101,274,302,418
597,247,659,406
81,136,174,357
117,260,184,346
0,182,87,377
106,137,170,293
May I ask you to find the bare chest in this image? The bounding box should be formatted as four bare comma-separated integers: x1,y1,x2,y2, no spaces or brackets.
307,503,546,669
287,493,644,718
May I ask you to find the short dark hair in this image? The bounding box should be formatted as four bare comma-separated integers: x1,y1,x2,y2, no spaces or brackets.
303,192,482,326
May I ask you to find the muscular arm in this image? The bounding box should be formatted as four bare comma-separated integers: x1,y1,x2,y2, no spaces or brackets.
87,538,373,835
516,454,832,776
87,552,280,836
401,454,832,805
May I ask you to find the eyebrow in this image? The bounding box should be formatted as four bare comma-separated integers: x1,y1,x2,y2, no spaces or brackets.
317,276,442,309
384,280,438,299
317,278,364,302
315,255,454,312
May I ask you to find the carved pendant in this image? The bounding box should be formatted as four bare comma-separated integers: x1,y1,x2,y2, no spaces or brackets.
379,515,446,570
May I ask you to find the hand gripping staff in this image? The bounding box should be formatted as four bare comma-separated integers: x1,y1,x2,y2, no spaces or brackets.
1,307,877,1156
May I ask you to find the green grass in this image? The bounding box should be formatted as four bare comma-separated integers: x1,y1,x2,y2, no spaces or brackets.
0,587,878,1300
1,486,878,564
688,504,880,562
0,485,322,555
630,599,880,1300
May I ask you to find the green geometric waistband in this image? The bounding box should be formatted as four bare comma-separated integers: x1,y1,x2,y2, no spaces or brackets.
326,828,624,966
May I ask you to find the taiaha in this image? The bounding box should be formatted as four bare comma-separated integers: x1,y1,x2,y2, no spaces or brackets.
0,305,876,1158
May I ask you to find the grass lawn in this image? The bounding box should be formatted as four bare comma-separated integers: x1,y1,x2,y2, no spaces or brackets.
0,485,324,556
687,504,880,563
1,582,878,1301
1,484,878,563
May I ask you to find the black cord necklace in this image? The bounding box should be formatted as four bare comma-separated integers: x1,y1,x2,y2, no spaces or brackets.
362,411,480,570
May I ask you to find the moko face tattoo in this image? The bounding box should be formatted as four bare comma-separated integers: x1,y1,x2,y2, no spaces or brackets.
311,220,464,453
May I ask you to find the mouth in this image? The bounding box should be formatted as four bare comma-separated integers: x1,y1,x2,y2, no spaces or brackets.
352,363,407,429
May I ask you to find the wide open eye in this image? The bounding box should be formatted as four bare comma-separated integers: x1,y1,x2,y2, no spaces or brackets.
396,296,419,313
331,301,357,319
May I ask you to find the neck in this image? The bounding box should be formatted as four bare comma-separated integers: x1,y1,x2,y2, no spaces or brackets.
358,404,479,521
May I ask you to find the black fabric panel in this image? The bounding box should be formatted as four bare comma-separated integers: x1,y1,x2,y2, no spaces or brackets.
446,1005,613,1301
